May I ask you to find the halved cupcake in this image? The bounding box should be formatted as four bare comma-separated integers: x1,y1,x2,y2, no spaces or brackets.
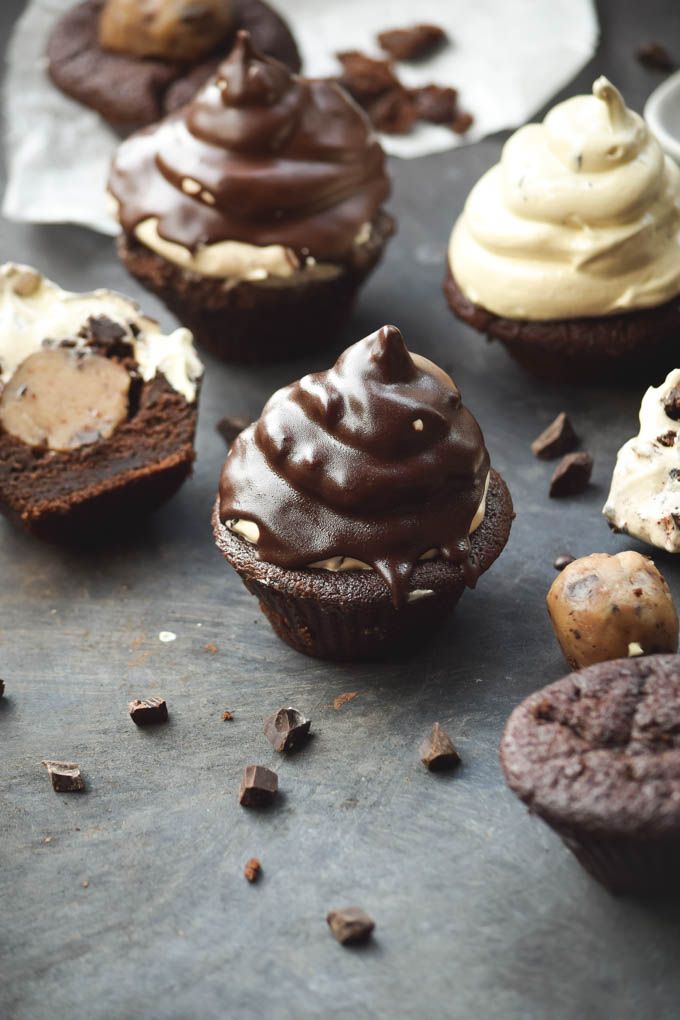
445,78,680,383
212,324,513,659
109,32,394,363
0,264,202,540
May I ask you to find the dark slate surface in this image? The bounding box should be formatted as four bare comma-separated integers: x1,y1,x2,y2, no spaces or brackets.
2,2,680,1018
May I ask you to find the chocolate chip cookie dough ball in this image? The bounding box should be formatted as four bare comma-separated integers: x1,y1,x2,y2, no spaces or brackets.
547,551,678,669
99,0,235,63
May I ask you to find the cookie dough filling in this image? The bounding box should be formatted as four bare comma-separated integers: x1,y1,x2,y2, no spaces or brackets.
99,0,235,62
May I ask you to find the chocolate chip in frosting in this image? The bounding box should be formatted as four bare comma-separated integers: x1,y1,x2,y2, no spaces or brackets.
663,386,680,421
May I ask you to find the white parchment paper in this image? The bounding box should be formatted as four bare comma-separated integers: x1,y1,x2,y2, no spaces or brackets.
2,0,598,235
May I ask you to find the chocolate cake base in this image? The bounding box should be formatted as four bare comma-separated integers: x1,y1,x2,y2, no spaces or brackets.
500,654,680,896
0,376,197,542
117,211,395,363
47,0,301,132
212,469,513,660
444,267,680,385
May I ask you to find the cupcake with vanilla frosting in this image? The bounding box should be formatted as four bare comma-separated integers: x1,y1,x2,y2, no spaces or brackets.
212,324,513,660
109,32,394,363
445,78,680,382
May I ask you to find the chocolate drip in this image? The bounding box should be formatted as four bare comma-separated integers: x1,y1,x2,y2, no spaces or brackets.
218,326,490,606
110,32,390,263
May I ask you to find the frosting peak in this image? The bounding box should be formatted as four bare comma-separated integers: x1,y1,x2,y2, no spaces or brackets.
449,78,680,320
218,326,490,606
110,32,391,263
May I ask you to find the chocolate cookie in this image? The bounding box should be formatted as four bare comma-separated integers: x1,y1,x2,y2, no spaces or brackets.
444,266,680,385
500,654,680,895
47,0,301,131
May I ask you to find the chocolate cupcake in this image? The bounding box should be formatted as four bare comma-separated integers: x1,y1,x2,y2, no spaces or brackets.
0,264,202,541
47,0,301,132
501,654,680,896
109,32,394,363
212,325,513,659
445,78,680,383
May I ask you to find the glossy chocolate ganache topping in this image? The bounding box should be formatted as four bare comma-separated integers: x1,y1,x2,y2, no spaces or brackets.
219,326,491,606
110,31,390,263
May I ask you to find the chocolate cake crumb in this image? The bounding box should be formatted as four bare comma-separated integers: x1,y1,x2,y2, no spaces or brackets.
222,710,234,721
549,452,593,498
420,722,461,771
326,907,375,945
336,51,400,103
377,24,447,61
451,111,474,135
333,691,359,710
369,88,417,134
42,760,85,793
204,642,218,654
216,414,252,446
128,697,168,726
636,42,674,71
239,765,278,807
531,413,578,459
244,857,262,883
554,553,575,571
411,84,458,124
263,707,311,752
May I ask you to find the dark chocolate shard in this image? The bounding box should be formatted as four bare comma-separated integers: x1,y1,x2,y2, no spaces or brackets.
420,722,461,771
554,553,575,572
531,412,578,459
326,907,375,945
239,765,278,807
216,414,252,446
128,697,168,726
42,760,85,793
377,24,447,61
263,707,311,752
549,452,593,498
244,857,262,883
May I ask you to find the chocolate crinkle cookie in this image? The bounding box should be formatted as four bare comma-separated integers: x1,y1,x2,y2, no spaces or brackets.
500,654,680,896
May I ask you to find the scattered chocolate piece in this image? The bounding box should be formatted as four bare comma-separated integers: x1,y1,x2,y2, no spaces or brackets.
263,707,311,752
419,722,461,771
377,24,447,61
336,51,400,103
128,697,168,726
554,553,575,572
549,452,593,498
216,414,252,446
239,765,278,807
204,642,218,654
636,42,674,71
42,760,85,793
531,412,578,459
451,111,474,135
369,88,417,134
411,84,458,124
244,857,262,883
222,710,234,721
663,386,680,420
0,679,4,697
326,907,375,945
333,691,359,710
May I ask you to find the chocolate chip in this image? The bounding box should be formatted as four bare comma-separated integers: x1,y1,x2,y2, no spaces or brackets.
239,765,278,807
663,386,680,420
377,24,447,61
549,452,593,498
326,907,375,945
216,414,252,446
451,111,474,135
554,553,575,571
42,760,85,793
657,430,677,447
368,87,417,134
244,857,262,883
420,722,461,771
531,412,578,459
263,707,311,752
128,697,168,726
410,84,458,124
636,42,674,71
79,316,134,359
336,51,400,102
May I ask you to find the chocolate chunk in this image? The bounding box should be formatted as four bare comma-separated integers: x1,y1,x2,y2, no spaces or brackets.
420,721,461,771
663,386,680,420
531,412,578,459
42,760,85,793
79,316,133,359
336,51,400,102
326,907,375,945
368,88,417,134
239,765,278,807
263,707,311,752
411,84,458,124
554,553,575,571
244,857,262,883
377,24,447,61
216,414,252,446
451,111,474,135
636,42,674,71
128,697,168,726
549,452,593,498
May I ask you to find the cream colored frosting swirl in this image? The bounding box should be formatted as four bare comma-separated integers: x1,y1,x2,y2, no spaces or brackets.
449,77,680,320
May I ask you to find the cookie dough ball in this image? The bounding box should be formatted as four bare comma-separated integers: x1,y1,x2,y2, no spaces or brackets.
546,551,678,669
99,0,234,63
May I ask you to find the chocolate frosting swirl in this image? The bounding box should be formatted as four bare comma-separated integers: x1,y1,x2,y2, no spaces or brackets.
109,31,391,262
218,326,491,606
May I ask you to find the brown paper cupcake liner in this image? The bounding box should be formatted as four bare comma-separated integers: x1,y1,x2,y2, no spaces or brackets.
554,825,680,897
